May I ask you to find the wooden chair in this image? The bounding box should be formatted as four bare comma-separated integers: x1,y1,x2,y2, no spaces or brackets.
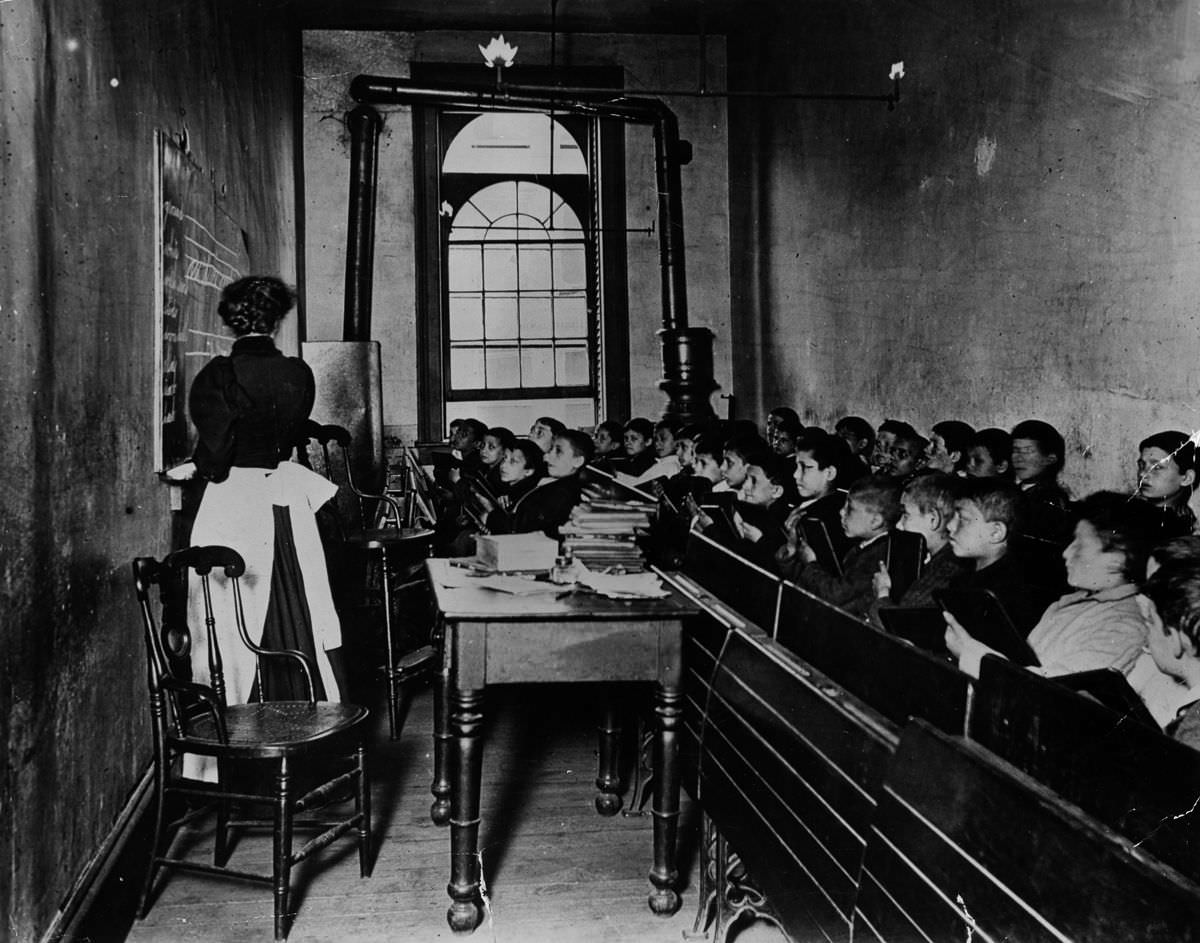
133,546,372,941
302,421,438,739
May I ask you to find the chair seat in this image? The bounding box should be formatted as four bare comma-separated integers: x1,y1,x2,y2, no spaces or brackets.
176,701,370,758
350,526,436,550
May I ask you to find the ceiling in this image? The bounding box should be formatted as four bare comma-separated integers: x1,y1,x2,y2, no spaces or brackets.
285,0,772,34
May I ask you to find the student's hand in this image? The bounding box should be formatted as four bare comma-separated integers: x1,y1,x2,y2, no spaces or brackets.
691,509,715,533
942,611,972,656
873,561,893,599
737,517,764,543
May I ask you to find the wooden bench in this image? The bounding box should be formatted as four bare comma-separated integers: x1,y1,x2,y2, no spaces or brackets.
668,568,897,943
854,719,1200,942
775,580,971,736
969,654,1200,884
681,531,782,635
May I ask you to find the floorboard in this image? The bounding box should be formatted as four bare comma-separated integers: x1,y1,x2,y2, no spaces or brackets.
122,681,789,942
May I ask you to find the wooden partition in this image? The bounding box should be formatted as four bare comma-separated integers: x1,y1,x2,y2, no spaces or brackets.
680,532,781,634
855,720,1200,942
970,655,1200,884
776,581,971,735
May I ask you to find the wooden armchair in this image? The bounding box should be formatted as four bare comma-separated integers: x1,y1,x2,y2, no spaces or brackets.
133,546,372,940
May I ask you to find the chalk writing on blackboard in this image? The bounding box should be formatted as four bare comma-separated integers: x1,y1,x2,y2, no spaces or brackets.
154,131,251,471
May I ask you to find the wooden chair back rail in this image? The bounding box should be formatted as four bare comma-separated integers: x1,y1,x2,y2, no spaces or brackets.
776,580,972,736
701,630,898,936
969,655,1200,884
681,532,782,635
854,720,1200,943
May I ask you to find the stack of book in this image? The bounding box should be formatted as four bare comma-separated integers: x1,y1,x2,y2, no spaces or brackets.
560,486,656,573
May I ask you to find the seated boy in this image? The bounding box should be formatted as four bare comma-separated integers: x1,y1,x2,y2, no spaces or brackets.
780,474,902,620
663,423,720,505
695,449,794,568
592,420,625,460
509,430,593,538
834,415,874,485
769,414,804,479
608,417,657,477
1010,419,1072,542
713,432,770,497
780,430,852,569
965,427,1012,479
1138,560,1200,748
926,420,975,475
868,471,969,627
944,478,1056,634
884,427,929,484
1136,430,1197,539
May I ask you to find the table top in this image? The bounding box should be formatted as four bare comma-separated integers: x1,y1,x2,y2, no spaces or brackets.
425,558,698,622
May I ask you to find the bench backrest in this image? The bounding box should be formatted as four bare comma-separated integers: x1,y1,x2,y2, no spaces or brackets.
681,531,781,634
969,654,1200,883
776,581,971,735
854,719,1200,942
695,625,897,940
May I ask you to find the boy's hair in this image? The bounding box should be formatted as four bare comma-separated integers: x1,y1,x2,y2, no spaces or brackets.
847,475,903,528
775,415,805,438
958,477,1022,531
535,416,568,437
595,419,624,440
1011,419,1066,475
1075,490,1159,583
486,426,517,450
971,427,1013,466
795,429,851,473
836,415,875,449
509,439,546,477
1150,536,1200,569
878,418,919,440
460,418,488,442
904,470,966,522
557,429,595,463
892,428,929,457
768,406,801,427
625,417,654,440
723,432,771,464
692,432,724,461
654,417,683,435
1139,430,1197,475
751,453,795,489
932,420,975,460
1141,561,1200,647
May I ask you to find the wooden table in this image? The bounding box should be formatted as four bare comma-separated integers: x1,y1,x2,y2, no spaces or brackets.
424,558,697,933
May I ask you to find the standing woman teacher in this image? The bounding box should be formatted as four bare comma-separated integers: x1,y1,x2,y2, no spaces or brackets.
186,275,342,703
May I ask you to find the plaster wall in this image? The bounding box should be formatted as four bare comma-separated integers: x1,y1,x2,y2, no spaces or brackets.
729,0,1200,497
301,30,732,441
0,2,296,936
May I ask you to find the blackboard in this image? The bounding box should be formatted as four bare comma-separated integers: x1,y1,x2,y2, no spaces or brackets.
154,131,251,471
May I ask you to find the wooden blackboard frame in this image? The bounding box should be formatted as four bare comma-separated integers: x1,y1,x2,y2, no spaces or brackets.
153,130,251,472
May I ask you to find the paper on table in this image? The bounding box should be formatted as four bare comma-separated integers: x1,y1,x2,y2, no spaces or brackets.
473,575,570,596
576,567,669,599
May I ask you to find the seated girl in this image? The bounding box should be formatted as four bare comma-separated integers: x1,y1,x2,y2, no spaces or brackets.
945,491,1158,678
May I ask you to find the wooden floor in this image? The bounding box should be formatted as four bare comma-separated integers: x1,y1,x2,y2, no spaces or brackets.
123,681,788,943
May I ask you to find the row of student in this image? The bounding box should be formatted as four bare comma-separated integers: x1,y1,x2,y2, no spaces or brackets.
431,411,1200,750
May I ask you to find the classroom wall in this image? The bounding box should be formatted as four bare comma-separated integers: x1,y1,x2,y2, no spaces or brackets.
0,1,296,937
301,30,732,441
728,0,1200,497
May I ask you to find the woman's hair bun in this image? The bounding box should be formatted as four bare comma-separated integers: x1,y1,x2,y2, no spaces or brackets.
218,276,296,336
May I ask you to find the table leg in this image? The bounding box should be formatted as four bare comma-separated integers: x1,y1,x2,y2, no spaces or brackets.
446,685,485,933
430,640,452,826
595,702,623,816
648,681,682,916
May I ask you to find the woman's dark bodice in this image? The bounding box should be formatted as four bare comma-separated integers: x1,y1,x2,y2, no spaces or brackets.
189,335,315,481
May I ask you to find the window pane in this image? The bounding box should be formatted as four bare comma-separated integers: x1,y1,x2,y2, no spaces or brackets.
521,297,553,338
486,296,518,339
450,347,484,388
554,245,586,288
449,201,490,241
521,347,555,387
519,244,551,291
554,295,587,338
469,183,516,225
486,348,520,388
548,199,584,238
448,296,483,340
555,346,590,386
448,245,482,292
483,244,517,291
516,181,556,226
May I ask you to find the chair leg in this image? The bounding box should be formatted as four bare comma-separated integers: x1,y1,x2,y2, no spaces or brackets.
214,773,231,867
138,756,169,919
357,743,372,878
273,758,294,941
378,546,400,741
